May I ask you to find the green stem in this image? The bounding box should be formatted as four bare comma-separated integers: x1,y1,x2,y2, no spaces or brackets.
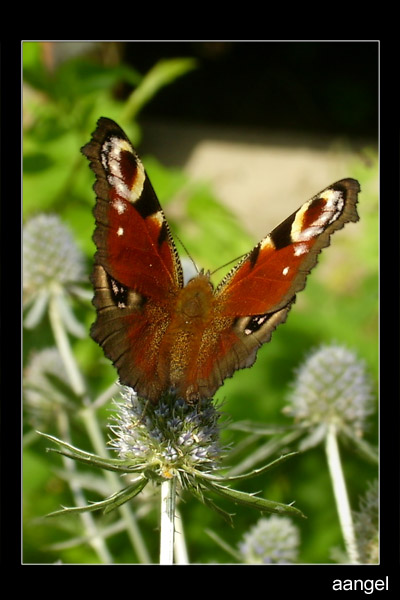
49,285,86,397
160,478,177,564
120,58,196,122
174,508,189,564
325,422,360,564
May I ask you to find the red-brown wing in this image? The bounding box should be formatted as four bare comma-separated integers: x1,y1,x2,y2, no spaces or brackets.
82,117,183,297
217,179,360,315
185,179,360,400
82,118,183,399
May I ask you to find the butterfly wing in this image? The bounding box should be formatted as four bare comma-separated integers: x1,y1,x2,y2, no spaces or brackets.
185,179,360,400
82,117,183,400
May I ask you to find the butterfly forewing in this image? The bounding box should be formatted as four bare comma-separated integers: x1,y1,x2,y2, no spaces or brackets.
216,179,360,316
82,117,183,299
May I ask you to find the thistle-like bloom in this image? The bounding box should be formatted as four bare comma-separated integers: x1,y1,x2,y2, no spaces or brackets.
44,388,305,522
23,214,89,332
109,387,225,484
239,515,300,564
284,345,375,446
23,214,86,298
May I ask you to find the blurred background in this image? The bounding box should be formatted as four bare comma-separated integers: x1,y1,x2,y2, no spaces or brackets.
23,41,378,565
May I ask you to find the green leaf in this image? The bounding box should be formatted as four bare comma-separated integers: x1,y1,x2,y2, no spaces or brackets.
22,41,41,69
24,53,142,103
53,59,142,100
37,431,140,473
23,129,83,216
46,477,148,518
121,57,197,121
198,452,298,484
228,420,297,435
227,429,305,478
202,481,306,519
189,484,234,527
103,478,148,514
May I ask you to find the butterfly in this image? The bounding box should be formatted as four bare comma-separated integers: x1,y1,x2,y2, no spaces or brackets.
82,117,360,404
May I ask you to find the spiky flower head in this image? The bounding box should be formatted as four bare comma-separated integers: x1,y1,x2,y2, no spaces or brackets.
239,515,300,564
23,214,86,298
109,388,225,484
284,345,374,445
23,214,89,331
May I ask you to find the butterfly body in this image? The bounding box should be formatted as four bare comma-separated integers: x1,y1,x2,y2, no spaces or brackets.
82,117,360,404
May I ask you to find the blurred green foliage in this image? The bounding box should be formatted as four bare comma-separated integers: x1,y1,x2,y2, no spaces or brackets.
23,42,378,565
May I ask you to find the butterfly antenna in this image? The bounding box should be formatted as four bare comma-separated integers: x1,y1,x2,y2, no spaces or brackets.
209,253,247,277
175,233,199,274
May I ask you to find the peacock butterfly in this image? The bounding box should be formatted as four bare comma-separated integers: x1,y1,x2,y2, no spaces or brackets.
82,117,360,404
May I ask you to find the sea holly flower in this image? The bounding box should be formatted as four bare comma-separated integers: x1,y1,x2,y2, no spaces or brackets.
23,214,89,332
42,389,304,524
284,344,375,451
109,388,224,483
238,515,300,564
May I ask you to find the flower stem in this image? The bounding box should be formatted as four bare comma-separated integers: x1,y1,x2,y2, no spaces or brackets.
174,508,189,564
49,286,150,563
325,422,360,564
160,478,177,564
48,285,86,397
